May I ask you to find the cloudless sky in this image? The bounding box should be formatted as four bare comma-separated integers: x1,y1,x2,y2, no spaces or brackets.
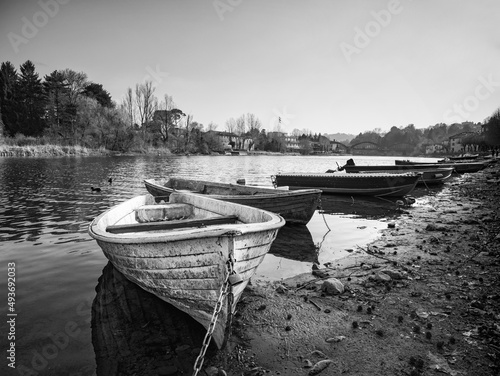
1,0,499,135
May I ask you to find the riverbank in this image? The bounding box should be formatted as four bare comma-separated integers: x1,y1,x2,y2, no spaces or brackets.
0,143,299,158
0,143,175,157
205,163,500,375
0,143,101,157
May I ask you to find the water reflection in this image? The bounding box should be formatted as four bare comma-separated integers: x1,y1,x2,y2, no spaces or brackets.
319,194,402,218
269,224,318,263
91,263,208,375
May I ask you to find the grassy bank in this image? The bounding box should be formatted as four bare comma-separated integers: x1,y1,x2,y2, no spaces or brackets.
0,135,177,157
0,143,99,157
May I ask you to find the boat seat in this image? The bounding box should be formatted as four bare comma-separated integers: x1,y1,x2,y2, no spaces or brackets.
135,203,193,223
106,215,239,234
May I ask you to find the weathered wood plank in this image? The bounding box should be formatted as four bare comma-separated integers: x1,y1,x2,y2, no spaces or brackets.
98,237,229,258
106,251,223,270
106,215,238,233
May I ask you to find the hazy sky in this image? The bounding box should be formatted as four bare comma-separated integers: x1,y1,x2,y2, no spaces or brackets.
1,0,499,135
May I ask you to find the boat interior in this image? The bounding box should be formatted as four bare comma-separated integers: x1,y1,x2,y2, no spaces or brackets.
164,178,277,196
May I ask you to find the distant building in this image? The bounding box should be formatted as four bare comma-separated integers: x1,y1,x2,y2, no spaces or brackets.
448,131,477,153
204,130,252,150
284,135,300,151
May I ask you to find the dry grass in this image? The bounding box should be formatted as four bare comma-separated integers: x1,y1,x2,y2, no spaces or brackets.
0,143,91,157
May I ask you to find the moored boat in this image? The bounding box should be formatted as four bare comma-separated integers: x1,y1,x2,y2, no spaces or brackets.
273,172,421,197
445,154,479,161
395,159,487,173
144,177,321,224
88,192,285,349
341,164,454,185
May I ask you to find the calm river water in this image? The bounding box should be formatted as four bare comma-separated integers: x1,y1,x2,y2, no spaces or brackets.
0,154,440,375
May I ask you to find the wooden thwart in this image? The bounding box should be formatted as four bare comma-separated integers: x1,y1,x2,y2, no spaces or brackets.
107,215,239,234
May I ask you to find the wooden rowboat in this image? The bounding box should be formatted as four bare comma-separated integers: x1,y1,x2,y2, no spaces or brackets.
394,159,487,173
341,165,454,185
88,192,285,348
144,177,321,225
273,172,420,197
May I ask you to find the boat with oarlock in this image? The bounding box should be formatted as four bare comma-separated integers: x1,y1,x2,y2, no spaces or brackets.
144,177,321,225
88,192,285,349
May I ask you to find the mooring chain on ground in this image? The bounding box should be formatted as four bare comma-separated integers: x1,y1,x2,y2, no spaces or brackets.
192,258,233,376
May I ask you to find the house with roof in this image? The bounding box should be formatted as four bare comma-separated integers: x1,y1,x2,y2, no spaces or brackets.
448,131,477,153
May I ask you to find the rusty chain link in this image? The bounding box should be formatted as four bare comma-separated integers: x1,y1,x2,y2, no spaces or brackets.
192,256,235,376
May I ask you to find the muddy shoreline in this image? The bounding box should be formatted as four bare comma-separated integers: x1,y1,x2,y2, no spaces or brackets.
206,161,500,376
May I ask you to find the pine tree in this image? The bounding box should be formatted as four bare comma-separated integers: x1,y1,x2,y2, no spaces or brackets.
43,70,69,137
17,60,46,136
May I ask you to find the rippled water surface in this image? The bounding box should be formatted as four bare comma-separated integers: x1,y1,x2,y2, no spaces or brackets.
0,154,440,375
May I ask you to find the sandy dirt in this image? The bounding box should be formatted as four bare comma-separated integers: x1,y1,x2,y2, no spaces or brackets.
205,161,500,376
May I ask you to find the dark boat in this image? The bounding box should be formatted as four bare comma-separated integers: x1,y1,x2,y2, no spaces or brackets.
144,177,321,225
273,172,420,197
394,159,487,173
341,164,454,185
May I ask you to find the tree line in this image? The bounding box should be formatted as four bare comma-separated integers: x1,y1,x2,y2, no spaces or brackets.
347,117,500,154
1,60,499,155
0,60,292,154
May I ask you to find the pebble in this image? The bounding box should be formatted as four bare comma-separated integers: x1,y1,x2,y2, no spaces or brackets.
326,335,346,343
308,350,327,358
308,359,333,375
321,278,344,295
205,367,219,376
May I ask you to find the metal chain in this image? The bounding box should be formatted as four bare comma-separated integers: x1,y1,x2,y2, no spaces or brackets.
192,258,234,376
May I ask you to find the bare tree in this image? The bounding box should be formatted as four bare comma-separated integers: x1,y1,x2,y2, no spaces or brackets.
207,122,218,131
61,69,87,105
162,94,175,142
135,81,156,127
225,117,236,133
235,115,246,135
246,113,262,132
120,87,135,127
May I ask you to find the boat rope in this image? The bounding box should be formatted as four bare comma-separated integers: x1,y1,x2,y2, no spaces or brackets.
192,256,234,376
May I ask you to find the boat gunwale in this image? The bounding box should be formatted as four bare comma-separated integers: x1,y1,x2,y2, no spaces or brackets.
274,172,421,178
144,178,322,198
88,192,285,244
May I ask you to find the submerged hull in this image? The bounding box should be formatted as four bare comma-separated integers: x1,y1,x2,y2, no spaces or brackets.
144,178,321,224
274,172,420,197
89,193,285,348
